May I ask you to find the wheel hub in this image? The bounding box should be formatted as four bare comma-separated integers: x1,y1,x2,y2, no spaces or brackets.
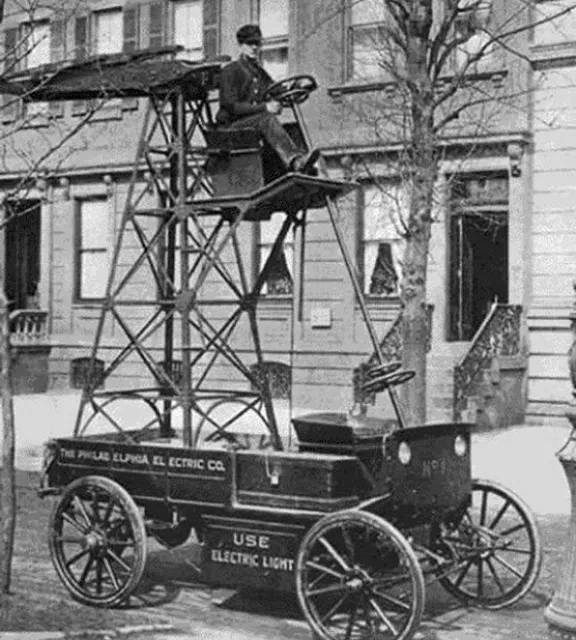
84,530,106,551
345,567,373,593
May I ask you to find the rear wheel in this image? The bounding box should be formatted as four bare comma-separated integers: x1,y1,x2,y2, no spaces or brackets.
296,510,425,640
438,479,542,609
49,475,147,607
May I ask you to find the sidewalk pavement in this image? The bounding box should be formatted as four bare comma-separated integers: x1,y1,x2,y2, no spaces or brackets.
1,390,571,516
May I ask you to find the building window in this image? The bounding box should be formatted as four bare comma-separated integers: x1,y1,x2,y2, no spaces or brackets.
348,0,389,81
361,183,405,297
257,0,289,79
257,213,294,297
23,22,50,68
76,199,110,301
22,22,50,116
95,9,123,55
453,0,495,72
533,0,576,46
174,0,203,60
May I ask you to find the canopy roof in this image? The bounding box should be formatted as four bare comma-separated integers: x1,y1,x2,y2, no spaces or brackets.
0,47,228,102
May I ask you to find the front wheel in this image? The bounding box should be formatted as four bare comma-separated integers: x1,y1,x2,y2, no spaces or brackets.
49,475,147,607
438,478,542,609
296,510,425,640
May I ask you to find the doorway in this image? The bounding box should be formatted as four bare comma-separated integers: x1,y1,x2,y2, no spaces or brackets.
448,212,508,341
5,200,41,312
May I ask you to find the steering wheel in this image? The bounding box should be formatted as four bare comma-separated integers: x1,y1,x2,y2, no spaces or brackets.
262,75,318,107
362,369,416,394
365,361,402,380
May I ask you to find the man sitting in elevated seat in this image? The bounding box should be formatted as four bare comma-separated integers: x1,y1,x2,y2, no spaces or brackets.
215,24,319,175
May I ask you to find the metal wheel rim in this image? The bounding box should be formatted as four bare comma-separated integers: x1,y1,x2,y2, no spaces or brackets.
438,478,542,609
49,475,147,607
296,510,425,640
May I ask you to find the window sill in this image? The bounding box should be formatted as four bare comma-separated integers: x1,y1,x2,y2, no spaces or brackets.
258,296,293,306
355,296,400,320
256,297,293,314
530,41,576,68
71,100,125,121
328,69,508,100
91,102,124,122
21,116,51,129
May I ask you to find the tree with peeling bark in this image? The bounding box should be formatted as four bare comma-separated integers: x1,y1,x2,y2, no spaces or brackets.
326,0,576,425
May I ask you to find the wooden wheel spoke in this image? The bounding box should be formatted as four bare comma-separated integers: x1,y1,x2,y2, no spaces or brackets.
319,592,349,624
56,535,85,544
306,560,345,580
496,545,532,555
107,549,132,573
78,556,95,587
65,547,90,568
108,517,129,536
341,525,355,565
306,583,347,598
492,551,524,579
454,559,474,588
103,556,121,591
102,496,116,526
499,522,526,538
485,557,506,595
368,596,398,635
108,539,134,548
96,558,104,594
489,498,511,530
90,489,101,524
373,573,412,590
73,495,93,529
344,597,359,640
371,588,411,613
479,488,488,526
477,555,484,596
318,537,351,572
62,511,89,535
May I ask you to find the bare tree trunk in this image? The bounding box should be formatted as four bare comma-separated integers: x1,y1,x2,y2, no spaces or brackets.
400,1,436,426
0,290,16,596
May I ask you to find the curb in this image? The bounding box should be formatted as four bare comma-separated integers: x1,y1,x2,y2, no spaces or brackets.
0,624,175,640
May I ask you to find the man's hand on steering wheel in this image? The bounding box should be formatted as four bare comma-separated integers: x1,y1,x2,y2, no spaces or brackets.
265,100,282,115
263,75,318,108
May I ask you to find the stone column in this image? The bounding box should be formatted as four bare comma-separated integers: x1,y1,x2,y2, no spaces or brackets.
545,283,576,638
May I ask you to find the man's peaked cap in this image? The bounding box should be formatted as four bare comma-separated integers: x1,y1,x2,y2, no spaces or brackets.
236,24,262,44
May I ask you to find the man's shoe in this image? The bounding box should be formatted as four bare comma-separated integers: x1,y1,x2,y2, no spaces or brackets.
291,149,320,174
300,148,320,174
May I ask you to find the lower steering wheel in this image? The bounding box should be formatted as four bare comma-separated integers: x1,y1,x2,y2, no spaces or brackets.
262,75,317,107
362,369,416,394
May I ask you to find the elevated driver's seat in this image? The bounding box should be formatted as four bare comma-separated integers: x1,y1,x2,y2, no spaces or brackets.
203,123,303,197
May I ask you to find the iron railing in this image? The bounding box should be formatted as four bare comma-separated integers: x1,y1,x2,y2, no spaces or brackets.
9,309,49,345
453,303,523,422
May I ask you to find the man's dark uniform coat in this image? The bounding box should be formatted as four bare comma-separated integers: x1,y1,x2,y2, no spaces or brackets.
216,55,275,126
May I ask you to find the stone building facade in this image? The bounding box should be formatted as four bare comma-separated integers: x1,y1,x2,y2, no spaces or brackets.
0,0,572,426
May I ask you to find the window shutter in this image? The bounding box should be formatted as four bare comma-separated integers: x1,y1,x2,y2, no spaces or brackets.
49,20,66,117
72,16,89,116
74,16,89,60
122,5,141,110
123,5,139,53
2,28,19,123
148,2,164,49
203,0,220,60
